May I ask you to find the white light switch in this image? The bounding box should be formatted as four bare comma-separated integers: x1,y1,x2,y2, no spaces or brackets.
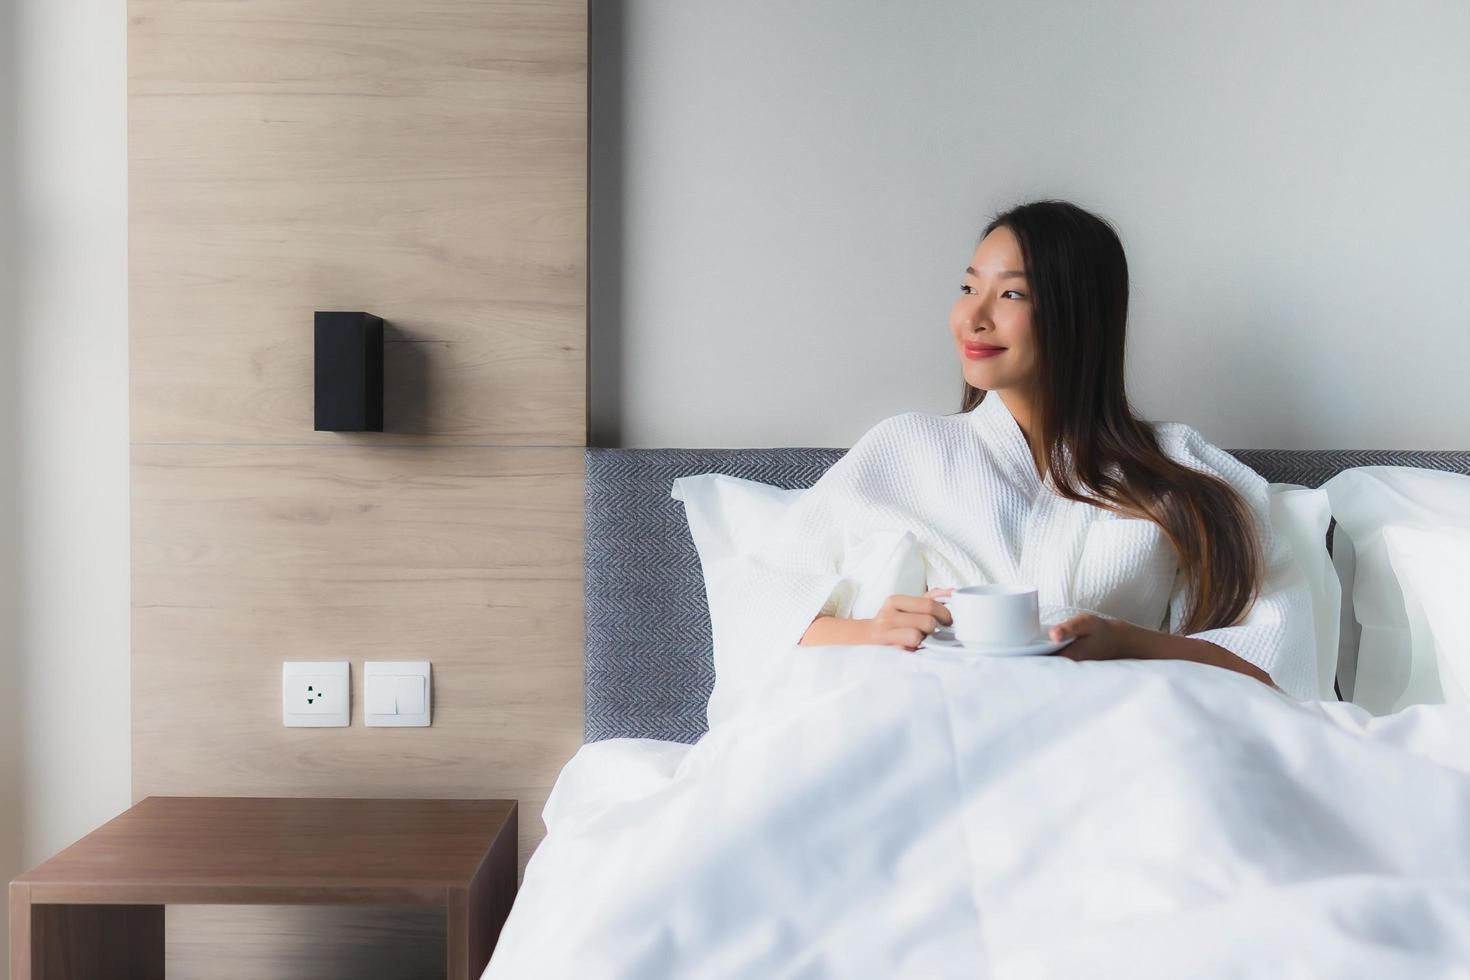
366,681,397,716
393,675,425,715
364,661,431,727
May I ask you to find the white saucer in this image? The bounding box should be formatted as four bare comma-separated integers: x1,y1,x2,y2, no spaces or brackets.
918,622,1076,658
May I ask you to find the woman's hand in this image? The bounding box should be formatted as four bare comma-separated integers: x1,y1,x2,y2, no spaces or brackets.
1047,612,1141,661
865,587,955,651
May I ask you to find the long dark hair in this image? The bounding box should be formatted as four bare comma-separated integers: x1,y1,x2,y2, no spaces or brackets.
960,200,1263,637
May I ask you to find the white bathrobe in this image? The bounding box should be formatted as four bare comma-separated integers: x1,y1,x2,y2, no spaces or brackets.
719,392,1319,703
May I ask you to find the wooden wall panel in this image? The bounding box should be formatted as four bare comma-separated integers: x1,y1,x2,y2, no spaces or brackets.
129,0,586,445
129,0,587,973
131,445,584,839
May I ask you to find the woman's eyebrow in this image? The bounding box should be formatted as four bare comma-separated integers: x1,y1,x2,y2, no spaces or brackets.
965,266,1028,279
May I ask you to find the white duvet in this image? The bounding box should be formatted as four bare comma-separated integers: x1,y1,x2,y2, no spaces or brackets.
484,646,1470,979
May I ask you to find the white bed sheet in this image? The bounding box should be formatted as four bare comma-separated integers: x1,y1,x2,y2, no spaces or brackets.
484,646,1470,979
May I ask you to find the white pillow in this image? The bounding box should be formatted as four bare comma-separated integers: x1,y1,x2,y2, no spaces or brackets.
669,474,800,726
1322,466,1470,714
670,473,800,565
1382,524,1470,707
1267,483,1342,701
671,474,930,726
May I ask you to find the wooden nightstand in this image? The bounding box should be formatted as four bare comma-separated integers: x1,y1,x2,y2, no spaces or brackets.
8,796,517,980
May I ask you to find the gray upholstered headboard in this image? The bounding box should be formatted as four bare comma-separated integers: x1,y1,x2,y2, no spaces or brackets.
585,447,1470,744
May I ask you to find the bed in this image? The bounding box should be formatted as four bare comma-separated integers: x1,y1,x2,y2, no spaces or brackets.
485,444,1470,979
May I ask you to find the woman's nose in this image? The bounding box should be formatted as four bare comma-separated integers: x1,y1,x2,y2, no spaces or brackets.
955,298,985,332
962,304,989,335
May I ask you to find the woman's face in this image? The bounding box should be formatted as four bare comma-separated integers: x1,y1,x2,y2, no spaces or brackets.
949,225,1038,395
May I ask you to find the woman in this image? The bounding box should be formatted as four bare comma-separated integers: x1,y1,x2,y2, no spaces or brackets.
772,200,1315,699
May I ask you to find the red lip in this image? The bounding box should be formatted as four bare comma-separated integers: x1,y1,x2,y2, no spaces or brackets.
964,343,1006,359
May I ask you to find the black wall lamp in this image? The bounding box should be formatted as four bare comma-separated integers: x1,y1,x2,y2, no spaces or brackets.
314,311,383,432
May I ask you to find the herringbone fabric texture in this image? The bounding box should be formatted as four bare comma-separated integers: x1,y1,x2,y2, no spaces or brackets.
585,447,1470,744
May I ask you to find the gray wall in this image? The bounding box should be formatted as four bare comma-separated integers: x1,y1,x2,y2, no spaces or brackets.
591,0,1470,449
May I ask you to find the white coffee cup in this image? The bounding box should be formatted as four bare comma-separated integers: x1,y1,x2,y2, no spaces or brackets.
935,585,1041,646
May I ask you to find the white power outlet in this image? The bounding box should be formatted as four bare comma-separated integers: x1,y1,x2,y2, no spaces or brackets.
282,661,350,727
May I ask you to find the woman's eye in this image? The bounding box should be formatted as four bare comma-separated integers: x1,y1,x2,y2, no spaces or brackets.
961,284,1026,299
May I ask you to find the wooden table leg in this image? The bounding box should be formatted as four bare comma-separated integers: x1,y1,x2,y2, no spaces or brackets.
8,883,29,980
446,805,518,980
9,884,163,980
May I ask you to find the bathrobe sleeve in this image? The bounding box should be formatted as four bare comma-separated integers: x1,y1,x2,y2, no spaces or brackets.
712,417,906,661
1160,424,1319,701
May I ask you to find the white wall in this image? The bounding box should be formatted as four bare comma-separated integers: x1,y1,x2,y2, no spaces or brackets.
1,0,21,973
590,0,1470,449
2,1,131,972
